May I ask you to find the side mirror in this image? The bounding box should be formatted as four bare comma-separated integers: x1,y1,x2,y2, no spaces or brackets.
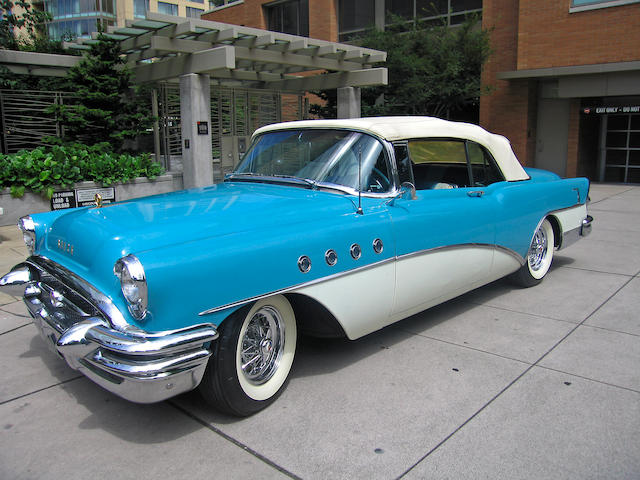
400,182,417,200
386,182,417,205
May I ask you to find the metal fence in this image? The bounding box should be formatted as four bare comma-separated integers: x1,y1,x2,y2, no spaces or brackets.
0,90,77,154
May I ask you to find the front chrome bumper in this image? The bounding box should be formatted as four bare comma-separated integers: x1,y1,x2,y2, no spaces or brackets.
1,258,218,403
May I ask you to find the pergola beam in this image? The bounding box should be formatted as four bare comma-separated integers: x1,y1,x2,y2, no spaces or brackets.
264,68,388,91
134,46,235,83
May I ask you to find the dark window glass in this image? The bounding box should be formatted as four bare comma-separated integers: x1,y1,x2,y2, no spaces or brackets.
629,132,640,148
606,131,627,148
267,0,309,37
133,0,148,18
186,6,203,17
340,0,375,32
416,0,447,17
605,149,627,166
604,166,625,182
627,167,640,183
629,150,640,166
608,115,628,130
157,1,178,15
630,115,640,130
467,141,504,186
394,143,414,185
386,0,413,19
451,0,482,12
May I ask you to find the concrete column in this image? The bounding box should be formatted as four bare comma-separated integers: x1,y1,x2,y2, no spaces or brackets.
337,87,361,119
180,73,213,189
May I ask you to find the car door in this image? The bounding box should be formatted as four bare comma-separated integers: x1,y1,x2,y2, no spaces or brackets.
387,139,502,322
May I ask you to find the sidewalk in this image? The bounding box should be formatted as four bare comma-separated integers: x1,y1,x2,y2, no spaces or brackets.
1,184,639,479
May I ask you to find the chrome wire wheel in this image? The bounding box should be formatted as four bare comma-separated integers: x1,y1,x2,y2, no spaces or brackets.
527,219,554,281
239,306,284,385
235,295,297,403
528,226,548,272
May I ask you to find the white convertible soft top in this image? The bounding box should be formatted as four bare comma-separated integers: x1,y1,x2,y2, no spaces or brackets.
253,116,530,182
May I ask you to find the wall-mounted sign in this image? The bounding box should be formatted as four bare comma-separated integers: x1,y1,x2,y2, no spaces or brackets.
197,121,208,134
51,190,77,210
76,187,115,207
583,105,640,115
50,187,116,211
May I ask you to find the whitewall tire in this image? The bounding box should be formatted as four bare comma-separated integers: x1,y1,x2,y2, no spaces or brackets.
199,295,297,416
510,218,555,287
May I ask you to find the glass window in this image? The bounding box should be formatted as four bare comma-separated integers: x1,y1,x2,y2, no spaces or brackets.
340,0,375,31
134,0,148,18
407,139,470,189
236,129,392,193
266,0,309,37
186,6,203,17
571,0,640,9
466,141,504,186
157,1,178,15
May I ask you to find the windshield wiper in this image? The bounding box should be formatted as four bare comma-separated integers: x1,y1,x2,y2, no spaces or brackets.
225,173,316,189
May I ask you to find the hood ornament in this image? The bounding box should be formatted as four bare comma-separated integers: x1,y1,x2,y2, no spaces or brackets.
94,193,103,208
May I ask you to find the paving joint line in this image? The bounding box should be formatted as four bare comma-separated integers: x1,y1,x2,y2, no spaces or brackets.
0,376,83,407
395,269,639,479
0,323,33,336
397,328,534,367
169,401,302,480
534,365,640,394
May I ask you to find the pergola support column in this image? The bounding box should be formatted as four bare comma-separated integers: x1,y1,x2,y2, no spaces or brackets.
180,73,213,189
337,87,361,119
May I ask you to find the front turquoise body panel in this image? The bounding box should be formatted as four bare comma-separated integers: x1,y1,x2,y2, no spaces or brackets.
28,170,589,334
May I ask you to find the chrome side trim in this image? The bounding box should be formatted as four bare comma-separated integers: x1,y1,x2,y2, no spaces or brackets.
199,243,526,317
0,264,33,297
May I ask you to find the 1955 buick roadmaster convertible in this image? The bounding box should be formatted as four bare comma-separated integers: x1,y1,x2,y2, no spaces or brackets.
1,117,593,416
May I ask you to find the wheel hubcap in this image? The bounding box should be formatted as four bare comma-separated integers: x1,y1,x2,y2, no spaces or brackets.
240,306,284,385
528,227,548,272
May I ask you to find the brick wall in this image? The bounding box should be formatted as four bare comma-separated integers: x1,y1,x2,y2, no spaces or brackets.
480,0,640,170
202,0,267,29
202,0,339,41
517,0,640,70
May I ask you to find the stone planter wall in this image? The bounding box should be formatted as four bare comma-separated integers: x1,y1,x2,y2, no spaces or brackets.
0,173,183,227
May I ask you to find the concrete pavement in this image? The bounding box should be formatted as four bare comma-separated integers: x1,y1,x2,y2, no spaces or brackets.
1,184,638,479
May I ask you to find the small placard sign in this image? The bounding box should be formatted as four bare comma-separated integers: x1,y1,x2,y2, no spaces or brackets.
76,187,115,207
51,190,77,210
50,187,116,211
197,121,208,135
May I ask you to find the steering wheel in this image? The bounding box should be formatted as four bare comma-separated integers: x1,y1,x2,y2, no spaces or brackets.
368,167,390,192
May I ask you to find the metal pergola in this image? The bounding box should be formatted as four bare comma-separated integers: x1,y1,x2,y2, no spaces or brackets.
61,12,388,90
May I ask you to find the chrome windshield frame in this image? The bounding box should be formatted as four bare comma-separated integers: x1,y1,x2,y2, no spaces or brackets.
230,127,401,199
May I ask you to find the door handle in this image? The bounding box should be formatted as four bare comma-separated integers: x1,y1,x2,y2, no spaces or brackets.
467,190,484,197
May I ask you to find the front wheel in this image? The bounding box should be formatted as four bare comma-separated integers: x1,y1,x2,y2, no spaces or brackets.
199,295,297,416
509,218,555,287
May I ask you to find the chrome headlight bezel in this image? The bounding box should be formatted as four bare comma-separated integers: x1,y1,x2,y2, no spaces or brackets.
114,254,148,320
18,216,36,254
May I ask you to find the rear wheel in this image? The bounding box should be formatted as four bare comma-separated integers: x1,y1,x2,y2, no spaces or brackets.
199,295,297,416
510,218,555,287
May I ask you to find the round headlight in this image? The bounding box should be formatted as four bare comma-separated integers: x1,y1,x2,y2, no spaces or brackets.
114,254,148,320
18,216,36,254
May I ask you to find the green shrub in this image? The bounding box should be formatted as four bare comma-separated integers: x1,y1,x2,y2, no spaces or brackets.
0,142,165,199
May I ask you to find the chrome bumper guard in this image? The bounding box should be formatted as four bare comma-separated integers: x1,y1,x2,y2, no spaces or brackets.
581,215,593,237
1,259,218,404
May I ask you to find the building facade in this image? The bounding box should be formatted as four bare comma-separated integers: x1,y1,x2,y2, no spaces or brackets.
43,0,211,39
481,0,640,182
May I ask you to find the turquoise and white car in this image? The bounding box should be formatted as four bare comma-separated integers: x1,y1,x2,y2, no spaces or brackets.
1,117,592,416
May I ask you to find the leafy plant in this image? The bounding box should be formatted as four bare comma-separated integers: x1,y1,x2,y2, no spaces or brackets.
311,14,492,121
0,142,165,199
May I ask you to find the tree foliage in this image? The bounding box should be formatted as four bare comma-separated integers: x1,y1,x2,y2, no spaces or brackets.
311,15,492,120
49,34,154,151
0,0,63,52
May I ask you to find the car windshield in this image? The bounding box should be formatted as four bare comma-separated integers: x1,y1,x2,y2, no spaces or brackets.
231,129,392,193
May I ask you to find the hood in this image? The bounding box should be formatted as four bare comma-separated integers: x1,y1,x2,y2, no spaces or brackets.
41,182,356,272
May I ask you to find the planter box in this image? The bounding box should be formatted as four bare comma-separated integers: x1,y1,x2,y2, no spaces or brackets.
0,173,183,227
